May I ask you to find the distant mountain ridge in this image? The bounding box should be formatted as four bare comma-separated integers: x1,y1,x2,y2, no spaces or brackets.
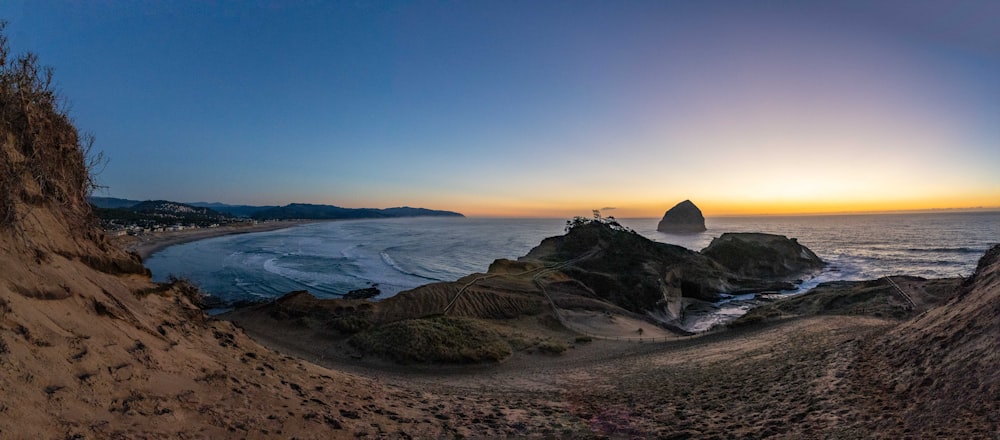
250,203,464,220
89,197,464,220
187,202,277,218
89,196,141,209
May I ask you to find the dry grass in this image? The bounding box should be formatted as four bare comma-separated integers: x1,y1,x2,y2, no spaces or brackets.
0,21,100,235
348,316,513,364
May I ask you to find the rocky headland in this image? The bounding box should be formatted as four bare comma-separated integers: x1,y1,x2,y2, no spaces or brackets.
229,218,822,362
227,217,830,365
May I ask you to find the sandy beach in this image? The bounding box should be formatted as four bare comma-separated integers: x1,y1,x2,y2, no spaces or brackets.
117,220,315,260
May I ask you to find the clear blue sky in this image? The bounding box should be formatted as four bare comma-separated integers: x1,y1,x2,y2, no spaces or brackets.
3,1,998,216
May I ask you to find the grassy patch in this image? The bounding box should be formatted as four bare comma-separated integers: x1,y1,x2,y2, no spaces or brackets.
536,340,568,354
325,315,371,334
349,316,512,364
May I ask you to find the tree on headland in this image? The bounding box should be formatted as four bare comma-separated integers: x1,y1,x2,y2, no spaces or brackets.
564,209,634,233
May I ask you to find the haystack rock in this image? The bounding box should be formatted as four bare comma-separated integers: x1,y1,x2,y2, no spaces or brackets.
656,200,707,233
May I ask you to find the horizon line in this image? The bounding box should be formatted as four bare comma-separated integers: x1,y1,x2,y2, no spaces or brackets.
90,195,1000,219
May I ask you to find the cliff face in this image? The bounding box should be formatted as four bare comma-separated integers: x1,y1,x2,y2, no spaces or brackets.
656,200,707,233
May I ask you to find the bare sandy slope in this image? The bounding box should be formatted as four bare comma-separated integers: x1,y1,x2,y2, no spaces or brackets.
235,312,919,438
559,309,679,340
0,209,466,438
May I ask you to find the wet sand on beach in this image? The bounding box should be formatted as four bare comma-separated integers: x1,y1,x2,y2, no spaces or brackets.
115,220,315,260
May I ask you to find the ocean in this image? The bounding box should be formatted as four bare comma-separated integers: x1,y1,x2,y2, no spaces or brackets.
146,212,1000,310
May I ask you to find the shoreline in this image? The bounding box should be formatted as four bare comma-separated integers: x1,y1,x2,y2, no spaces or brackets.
119,220,317,260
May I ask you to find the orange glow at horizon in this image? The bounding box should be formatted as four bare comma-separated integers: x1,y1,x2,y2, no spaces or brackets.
450,193,1000,218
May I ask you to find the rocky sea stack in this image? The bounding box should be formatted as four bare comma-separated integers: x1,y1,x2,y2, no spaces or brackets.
657,200,707,233
701,232,825,278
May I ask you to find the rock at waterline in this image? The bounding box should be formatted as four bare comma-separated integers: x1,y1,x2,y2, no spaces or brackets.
701,232,825,278
657,200,707,233
343,285,381,300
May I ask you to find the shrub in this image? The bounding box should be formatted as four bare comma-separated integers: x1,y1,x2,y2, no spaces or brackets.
0,21,105,231
349,316,512,364
327,315,371,334
536,340,568,355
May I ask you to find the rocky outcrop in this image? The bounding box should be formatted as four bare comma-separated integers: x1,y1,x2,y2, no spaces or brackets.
521,220,811,325
230,218,831,364
656,200,707,233
701,233,825,278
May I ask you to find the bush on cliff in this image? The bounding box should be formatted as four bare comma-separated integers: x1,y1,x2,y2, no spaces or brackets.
348,316,512,364
0,21,103,231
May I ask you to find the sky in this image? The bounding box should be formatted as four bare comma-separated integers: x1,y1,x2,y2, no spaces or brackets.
2,1,998,217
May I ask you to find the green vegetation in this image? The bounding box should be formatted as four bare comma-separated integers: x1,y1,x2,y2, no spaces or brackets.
349,316,512,364
564,210,634,234
326,315,371,334
535,340,568,354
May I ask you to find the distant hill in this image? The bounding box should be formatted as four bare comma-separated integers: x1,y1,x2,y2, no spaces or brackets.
188,202,277,218
91,198,465,220
95,200,236,228
380,207,464,218
89,196,141,209
250,203,464,220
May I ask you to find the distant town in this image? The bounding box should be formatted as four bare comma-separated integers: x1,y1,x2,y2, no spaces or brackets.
92,199,256,237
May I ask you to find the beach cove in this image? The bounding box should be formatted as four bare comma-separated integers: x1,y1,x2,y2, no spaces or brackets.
116,220,316,260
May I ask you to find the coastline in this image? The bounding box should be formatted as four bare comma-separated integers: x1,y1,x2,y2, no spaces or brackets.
118,220,316,260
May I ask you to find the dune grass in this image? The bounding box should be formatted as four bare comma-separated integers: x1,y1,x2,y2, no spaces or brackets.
349,316,513,364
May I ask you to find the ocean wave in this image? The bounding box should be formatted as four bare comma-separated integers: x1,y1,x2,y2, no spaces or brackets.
262,256,354,290
340,244,361,259
379,251,439,281
904,247,982,254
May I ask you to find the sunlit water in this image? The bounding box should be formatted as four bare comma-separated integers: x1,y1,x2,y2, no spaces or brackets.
147,212,999,326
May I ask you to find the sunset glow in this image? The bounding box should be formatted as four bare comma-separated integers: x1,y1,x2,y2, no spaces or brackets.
3,1,997,217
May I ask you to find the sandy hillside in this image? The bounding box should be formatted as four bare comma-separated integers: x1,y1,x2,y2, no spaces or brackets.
0,37,449,438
